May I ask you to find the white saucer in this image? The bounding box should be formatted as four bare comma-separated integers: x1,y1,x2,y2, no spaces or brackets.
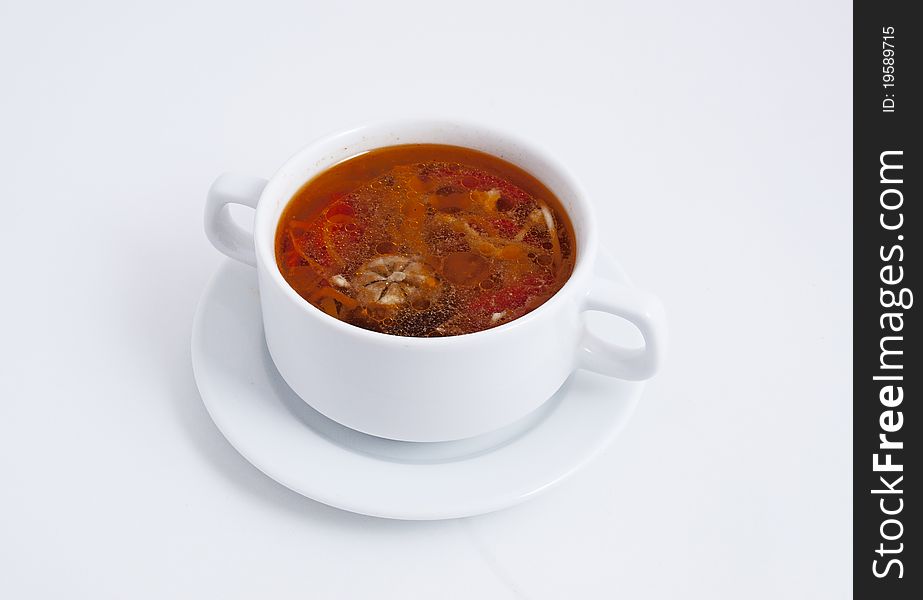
191,249,645,520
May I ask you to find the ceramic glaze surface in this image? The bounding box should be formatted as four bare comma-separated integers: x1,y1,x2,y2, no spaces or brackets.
191,251,644,519
204,120,666,441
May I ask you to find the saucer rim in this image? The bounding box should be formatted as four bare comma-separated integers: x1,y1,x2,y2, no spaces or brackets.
191,249,643,520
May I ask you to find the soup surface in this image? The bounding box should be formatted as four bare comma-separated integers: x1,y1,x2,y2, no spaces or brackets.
275,144,576,337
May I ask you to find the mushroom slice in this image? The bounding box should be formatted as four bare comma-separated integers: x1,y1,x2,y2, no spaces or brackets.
329,274,350,288
353,254,440,307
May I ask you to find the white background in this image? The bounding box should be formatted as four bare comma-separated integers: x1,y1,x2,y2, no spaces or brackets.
0,1,851,598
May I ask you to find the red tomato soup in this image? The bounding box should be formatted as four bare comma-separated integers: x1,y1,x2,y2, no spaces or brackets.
275,144,576,337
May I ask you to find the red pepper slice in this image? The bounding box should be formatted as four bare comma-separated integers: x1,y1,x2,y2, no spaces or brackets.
289,223,332,267
468,269,554,316
519,272,554,289
468,284,532,315
437,166,534,209
490,218,519,238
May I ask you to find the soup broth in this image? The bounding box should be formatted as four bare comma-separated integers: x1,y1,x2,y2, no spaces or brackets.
275,144,576,337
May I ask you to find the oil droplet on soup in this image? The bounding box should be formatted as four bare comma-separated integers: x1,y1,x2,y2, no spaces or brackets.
275,144,576,337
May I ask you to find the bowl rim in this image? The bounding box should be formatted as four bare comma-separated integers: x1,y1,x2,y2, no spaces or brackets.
253,117,598,347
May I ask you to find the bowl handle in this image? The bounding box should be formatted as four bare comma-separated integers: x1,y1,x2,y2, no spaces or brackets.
579,277,667,380
204,173,268,267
